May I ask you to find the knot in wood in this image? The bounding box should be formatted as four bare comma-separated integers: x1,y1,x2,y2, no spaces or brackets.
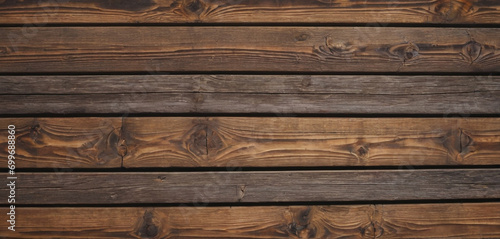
186,124,207,157
351,143,369,161
207,127,224,157
295,33,310,42
457,129,476,161
360,223,384,238
326,39,358,56
404,44,419,60
137,211,159,238
433,0,474,22
144,224,158,237
384,42,419,62
462,40,482,64
287,222,315,239
186,0,204,14
284,207,316,238
30,123,41,141
117,138,128,157
171,0,209,20
315,37,366,59
301,77,311,87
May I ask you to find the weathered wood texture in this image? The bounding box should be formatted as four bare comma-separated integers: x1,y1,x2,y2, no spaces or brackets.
2,117,499,168
1,75,499,114
1,0,500,25
1,27,500,73
2,203,500,238
4,169,499,204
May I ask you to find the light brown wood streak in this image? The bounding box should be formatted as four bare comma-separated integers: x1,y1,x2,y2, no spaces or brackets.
0,75,499,115
0,0,499,24
1,118,499,168
1,203,500,238
3,169,500,204
0,118,123,168
1,27,500,73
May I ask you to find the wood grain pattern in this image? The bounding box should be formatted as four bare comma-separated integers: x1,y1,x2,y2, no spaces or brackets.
2,203,500,238
4,169,500,204
202,117,500,167
1,0,499,25
2,117,499,168
122,117,208,167
1,27,500,73
0,118,123,168
1,75,499,114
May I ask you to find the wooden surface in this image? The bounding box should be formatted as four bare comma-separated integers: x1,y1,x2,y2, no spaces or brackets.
1,1,499,238
2,203,500,238
2,27,500,73
0,118,123,168
1,75,499,114
2,117,499,168
5,169,499,204
1,0,500,25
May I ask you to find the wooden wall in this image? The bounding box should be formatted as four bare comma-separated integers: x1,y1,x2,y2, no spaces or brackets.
1,0,500,238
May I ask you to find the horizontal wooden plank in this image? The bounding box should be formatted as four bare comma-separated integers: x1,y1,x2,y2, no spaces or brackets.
0,118,123,168
2,203,500,238
198,117,500,167
4,169,500,204
2,118,499,168
1,75,499,114
1,0,499,25
3,75,499,95
1,27,500,73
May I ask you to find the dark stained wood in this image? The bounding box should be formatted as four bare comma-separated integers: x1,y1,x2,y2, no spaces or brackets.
0,118,123,168
5,169,500,204
3,203,500,238
1,0,499,25
2,92,499,115
2,117,499,168
3,75,499,95
1,75,499,115
1,27,500,73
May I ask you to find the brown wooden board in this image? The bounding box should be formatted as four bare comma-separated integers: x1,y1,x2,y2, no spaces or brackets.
2,117,499,168
0,118,123,168
2,203,500,238
1,27,500,73
3,169,499,204
1,75,499,115
1,0,500,25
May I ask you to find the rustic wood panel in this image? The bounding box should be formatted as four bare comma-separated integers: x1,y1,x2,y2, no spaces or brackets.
0,118,123,168
202,117,500,167
1,75,499,114
5,169,500,204
2,92,499,115
2,203,500,238
1,27,500,73
3,75,499,95
2,117,499,168
1,0,499,25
